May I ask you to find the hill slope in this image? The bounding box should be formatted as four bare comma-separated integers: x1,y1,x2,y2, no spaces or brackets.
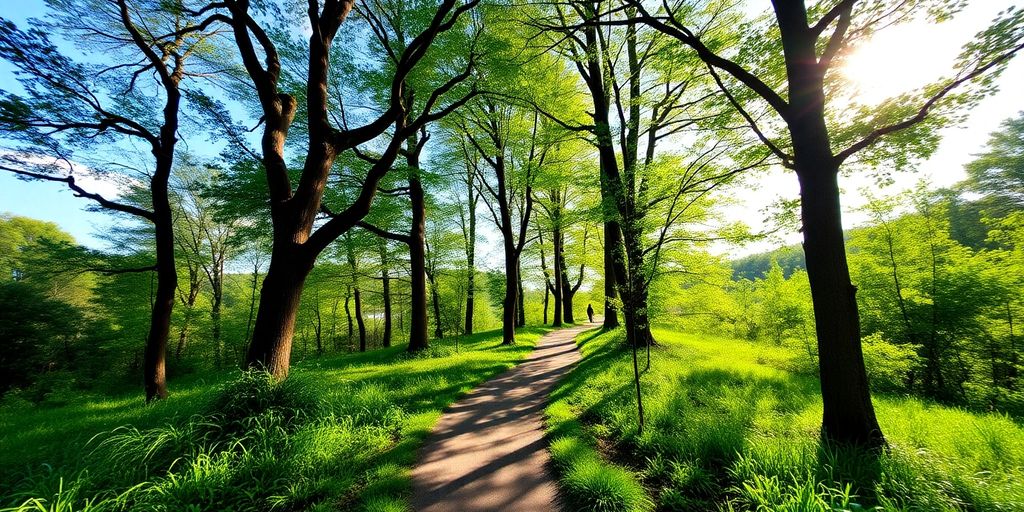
0,327,550,511
546,328,1024,511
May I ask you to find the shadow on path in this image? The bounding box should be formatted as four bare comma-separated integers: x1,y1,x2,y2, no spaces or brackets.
410,323,596,512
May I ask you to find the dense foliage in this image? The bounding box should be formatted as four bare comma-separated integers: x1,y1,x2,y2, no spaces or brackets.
1,0,1023,510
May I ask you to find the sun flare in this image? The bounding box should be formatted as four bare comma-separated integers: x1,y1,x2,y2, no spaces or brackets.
841,23,961,105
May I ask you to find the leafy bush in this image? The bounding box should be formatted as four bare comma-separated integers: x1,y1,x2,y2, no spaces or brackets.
207,369,320,427
560,455,653,512
861,333,920,393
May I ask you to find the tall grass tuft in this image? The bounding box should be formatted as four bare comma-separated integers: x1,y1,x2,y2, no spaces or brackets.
1,326,548,511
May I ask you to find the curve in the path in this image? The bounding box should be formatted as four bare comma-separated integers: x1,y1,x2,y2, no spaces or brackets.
411,323,595,512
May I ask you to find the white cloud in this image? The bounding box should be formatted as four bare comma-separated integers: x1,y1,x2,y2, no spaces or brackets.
0,150,129,200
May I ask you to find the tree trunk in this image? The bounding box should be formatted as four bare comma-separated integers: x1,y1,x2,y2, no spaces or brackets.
211,259,224,368
547,190,573,325
345,286,353,344
430,275,443,339
589,48,620,331
313,297,324,355
464,180,477,335
797,160,884,447
245,248,314,380
543,279,550,325
144,267,173,402
552,280,563,327
174,265,201,359
553,223,564,326
464,268,475,335
602,223,621,328
562,285,575,323
175,304,194,360
355,287,366,352
144,180,176,402
769,0,884,446
502,254,518,344
245,263,259,344
408,174,430,351
609,225,652,352
516,263,526,327
381,264,392,348
211,287,223,368
559,230,575,323
330,297,340,351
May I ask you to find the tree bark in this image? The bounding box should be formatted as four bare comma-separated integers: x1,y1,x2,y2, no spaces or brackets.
772,0,883,447
244,263,260,343
502,251,518,344
543,278,550,325
798,165,883,446
464,267,475,335
345,286,353,343
551,227,564,326
210,260,223,368
380,244,393,347
313,294,324,355
245,248,314,379
355,286,367,352
407,163,430,352
430,273,444,339
175,304,194,360
145,206,175,401
602,211,621,328
463,167,477,335
516,262,526,327
558,229,576,323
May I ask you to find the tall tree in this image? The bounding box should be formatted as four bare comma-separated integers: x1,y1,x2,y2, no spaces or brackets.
537,222,563,326
456,136,480,334
377,238,394,347
0,0,218,401
202,0,479,376
348,0,484,351
535,0,738,349
342,232,368,352
628,0,1024,446
174,162,238,367
459,100,546,344
965,112,1024,215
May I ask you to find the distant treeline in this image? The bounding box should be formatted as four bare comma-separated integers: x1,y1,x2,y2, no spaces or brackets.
732,192,998,281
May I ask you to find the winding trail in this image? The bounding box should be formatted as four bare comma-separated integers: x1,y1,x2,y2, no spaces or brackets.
411,323,595,512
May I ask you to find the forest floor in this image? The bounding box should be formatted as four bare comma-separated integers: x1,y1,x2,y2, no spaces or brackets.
0,326,553,511
411,322,595,512
3,325,1022,511
546,327,1024,511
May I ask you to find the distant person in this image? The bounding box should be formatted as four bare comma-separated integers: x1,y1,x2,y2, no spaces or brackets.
587,304,594,323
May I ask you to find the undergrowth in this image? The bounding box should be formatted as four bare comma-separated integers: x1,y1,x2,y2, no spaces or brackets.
0,326,548,511
545,328,1024,511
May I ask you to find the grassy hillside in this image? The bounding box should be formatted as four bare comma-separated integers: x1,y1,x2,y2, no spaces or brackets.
0,327,550,512
546,328,1024,511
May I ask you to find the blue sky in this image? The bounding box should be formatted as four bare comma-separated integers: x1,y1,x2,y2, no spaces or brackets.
0,1,118,246
1,1,1022,256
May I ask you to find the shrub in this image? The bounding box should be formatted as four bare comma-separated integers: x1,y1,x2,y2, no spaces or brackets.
561,456,653,512
861,334,920,393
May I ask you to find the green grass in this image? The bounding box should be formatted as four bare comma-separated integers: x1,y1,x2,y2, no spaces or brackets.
0,326,550,511
545,327,1024,511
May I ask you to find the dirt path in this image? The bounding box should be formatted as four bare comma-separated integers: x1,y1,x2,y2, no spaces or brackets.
411,323,595,512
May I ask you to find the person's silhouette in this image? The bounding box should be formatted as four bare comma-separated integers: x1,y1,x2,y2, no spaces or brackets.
586,303,594,323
